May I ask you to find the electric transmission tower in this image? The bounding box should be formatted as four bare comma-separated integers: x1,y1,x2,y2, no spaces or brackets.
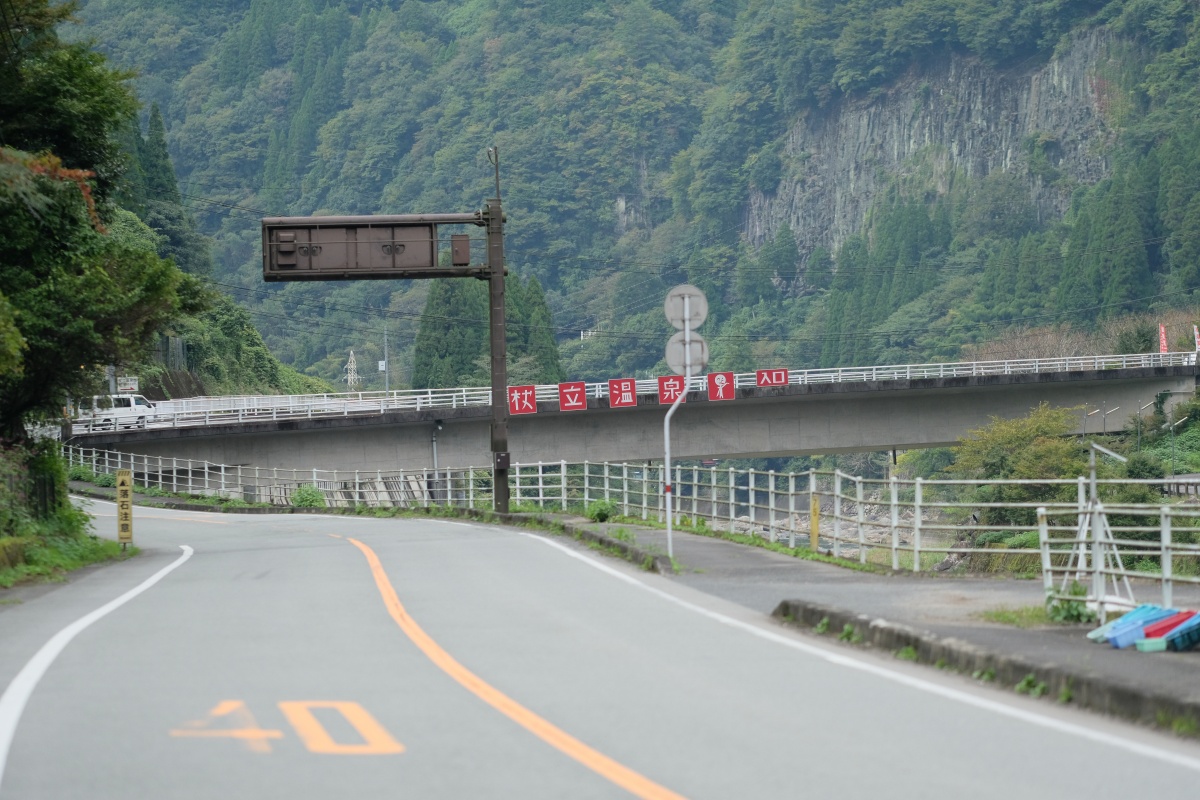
343,350,361,388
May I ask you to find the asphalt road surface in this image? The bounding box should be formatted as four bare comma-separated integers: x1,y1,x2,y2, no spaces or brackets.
1,500,1199,799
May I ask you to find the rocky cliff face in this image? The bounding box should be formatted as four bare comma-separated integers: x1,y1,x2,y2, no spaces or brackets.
747,29,1117,263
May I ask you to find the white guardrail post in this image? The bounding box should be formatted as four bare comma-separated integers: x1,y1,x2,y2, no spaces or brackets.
913,477,923,572
856,476,866,564
890,476,899,571
788,472,796,548
833,471,842,558
768,470,776,543
1161,506,1173,609
1038,508,1054,597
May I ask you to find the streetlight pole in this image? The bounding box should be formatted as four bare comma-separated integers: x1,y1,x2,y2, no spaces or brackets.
1169,417,1187,476
1102,404,1119,435
1137,400,1154,452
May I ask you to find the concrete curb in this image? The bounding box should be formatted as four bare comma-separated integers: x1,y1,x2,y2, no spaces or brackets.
772,598,1200,735
70,486,674,574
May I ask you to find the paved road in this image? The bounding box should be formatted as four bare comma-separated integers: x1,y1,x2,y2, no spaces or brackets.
1,500,1199,799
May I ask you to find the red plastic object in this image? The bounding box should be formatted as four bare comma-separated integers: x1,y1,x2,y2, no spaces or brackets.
1142,610,1197,640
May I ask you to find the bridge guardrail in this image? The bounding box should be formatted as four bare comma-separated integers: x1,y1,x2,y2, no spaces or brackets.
67,351,1199,435
67,446,1200,607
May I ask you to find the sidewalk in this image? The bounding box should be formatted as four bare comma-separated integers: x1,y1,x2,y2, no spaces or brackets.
618,522,1200,735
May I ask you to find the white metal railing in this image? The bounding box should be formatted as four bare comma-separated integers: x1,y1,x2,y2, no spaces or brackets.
67,446,1200,605
69,351,1197,434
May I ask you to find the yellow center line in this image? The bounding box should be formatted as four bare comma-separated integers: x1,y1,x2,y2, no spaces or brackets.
344,536,688,800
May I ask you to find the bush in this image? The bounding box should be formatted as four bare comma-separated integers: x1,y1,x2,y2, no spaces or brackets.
290,484,325,508
586,500,617,522
974,530,1009,547
93,472,116,488
1002,530,1040,549
67,464,95,482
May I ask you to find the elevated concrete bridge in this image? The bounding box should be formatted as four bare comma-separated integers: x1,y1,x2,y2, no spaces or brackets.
69,353,1199,471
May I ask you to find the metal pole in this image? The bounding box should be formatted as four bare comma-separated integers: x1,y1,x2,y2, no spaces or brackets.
728,467,735,533
788,473,796,548
1038,508,1054,597
663,296,691,560
431,425,440,502
383,326,389,395
1089,448,1105,623
485,148,509,513
857,477,866,564
833,471,842,558
890,476,899,571
624,463,630,517
768,470,776,543
1162,507,1173,609
913,477,923,572
809,469,819,550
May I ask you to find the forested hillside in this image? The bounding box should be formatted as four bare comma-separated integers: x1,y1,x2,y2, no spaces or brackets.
73,0,1200,389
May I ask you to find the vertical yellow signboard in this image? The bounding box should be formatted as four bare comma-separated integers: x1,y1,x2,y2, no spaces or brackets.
116,469,133,547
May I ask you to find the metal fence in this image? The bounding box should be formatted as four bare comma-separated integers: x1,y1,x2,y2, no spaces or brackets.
70,350,1197,433
67,446,1200,607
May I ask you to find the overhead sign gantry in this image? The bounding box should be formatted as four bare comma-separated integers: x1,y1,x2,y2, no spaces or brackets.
261,150,513,512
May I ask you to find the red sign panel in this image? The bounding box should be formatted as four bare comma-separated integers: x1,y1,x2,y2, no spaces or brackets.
558,381,587,411
608,379,638,408
507,385,538,415
658,375,686,404
756,368,789,387
707,372,735,401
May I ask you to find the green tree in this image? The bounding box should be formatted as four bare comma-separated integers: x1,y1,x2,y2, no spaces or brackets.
0,0,138,203
948,402,1087,532
0,148,187,437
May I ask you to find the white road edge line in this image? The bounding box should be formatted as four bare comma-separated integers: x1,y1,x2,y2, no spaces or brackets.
517,531,1200,774
0,545,194,790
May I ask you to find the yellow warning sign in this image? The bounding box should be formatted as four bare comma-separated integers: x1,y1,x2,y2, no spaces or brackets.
116,469,133,544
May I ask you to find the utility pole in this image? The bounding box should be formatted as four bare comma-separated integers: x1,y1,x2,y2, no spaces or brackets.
383,326,389,395
486,147,510,512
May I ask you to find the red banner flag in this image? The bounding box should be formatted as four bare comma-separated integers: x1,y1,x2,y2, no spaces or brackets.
507,385,537,415
707,372,735,400
557,381,587,411
756,368,789,387
608,378,638,408
658,375,686,404
1160,323,1169,353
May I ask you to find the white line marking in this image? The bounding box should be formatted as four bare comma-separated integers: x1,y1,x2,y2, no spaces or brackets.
0,545,194,790
516,531,1200,773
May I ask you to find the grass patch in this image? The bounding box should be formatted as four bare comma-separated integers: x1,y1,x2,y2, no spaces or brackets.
1157,711,1199,738
979,605,1053,628
1015,673,1048,698
0,507,138,589
626,516,886,574
895,645,919,661
610,527,635,544
837,623,863,644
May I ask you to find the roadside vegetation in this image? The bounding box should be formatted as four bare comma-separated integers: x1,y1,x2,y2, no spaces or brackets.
1,447,134,589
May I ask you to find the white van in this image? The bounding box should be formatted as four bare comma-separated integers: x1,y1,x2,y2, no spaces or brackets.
79,394,156,429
